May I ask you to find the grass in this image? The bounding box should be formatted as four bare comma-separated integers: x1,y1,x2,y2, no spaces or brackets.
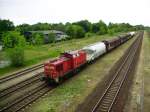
143,31,150,112
123,31,150,112
0,33,120,76
25,34,136,112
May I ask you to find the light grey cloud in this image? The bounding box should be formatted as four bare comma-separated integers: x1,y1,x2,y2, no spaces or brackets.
0,0,150,26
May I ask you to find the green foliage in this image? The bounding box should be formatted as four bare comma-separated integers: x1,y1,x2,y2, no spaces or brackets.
51,23,66,32
98,20,108,35
92,20,108,35
15,24,31,34
66,25,85,38
73,20,92,32
7,47,25,66
65,25,74,39
16,23,51,34
85,32,95,37
108,22,134,33
0,19,14,32
32,23,51,31
0,18,146,48
32,33,44,45
91,23,100,33
2,31,26,48
108,29,115,36
48,33,56,43
74,25,85,38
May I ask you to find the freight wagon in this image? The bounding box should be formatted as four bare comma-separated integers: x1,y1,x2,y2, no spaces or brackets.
102,37,121,52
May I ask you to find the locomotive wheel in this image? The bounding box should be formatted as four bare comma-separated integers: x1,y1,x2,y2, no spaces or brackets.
40,76,46,81
54,77,63,84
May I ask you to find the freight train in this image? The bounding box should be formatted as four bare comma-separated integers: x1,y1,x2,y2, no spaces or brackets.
43,32,136,83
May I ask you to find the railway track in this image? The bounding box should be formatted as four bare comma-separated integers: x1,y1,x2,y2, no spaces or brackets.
0,72,43,98
0,81,53,112
0,64,44,84
91,32,143,112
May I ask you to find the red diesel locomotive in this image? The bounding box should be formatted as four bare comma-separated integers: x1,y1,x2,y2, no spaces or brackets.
44,50,86,83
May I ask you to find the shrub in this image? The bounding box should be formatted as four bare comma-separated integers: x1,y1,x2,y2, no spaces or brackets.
85,32,94,37
66,25,85,38
48,33,56,43
32,33,44,45
108,29,115,36
7,47,25,66
2,31,26,48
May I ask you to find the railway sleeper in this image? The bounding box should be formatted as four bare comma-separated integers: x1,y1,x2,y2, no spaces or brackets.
99,108,108,112
99,105,109,110
108,89,117,93
103,98,113,102
106,91,117,95
100,103,110,108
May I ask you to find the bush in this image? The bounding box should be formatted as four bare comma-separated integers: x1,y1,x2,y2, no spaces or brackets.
48,33,56,43
108,29,115,36
7,47,25,66
2,31,26,48
32,33,44,45
85,32,94,37
66,25,85,38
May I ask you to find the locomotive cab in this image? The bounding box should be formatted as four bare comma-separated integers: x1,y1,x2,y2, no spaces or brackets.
44,59,64,83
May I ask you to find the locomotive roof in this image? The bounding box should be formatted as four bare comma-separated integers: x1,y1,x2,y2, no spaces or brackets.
50,57,69,65
63,50,83,55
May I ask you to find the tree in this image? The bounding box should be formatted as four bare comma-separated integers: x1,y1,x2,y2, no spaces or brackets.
91,20,108,34
16,24,31,35
0,19,14,32
0,19,15,43
91,23,100,33
73,20,92,32
2,31,26,48
32,33,44,45
51,23,66,32
65,25,74,39
48,33,56,43
97,20,108,35
66,25,85,38
108,22,135,33
32,23,51,31
74,25,85,38
7,46,25,66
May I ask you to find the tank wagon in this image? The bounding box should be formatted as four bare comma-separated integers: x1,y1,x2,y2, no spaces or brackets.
44,32,135,83
82,42,106,62
129,32,136,36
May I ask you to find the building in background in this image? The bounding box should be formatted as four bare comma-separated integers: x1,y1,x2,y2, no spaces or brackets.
24,30,69,43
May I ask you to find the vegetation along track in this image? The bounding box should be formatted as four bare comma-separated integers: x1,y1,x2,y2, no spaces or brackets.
91,31,143,112
0,64,43,84
0,79,54,112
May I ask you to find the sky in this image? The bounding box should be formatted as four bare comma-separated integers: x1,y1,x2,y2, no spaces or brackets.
0,0,150,26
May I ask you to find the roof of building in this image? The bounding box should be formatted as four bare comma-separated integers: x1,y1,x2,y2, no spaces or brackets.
27,30,65,35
